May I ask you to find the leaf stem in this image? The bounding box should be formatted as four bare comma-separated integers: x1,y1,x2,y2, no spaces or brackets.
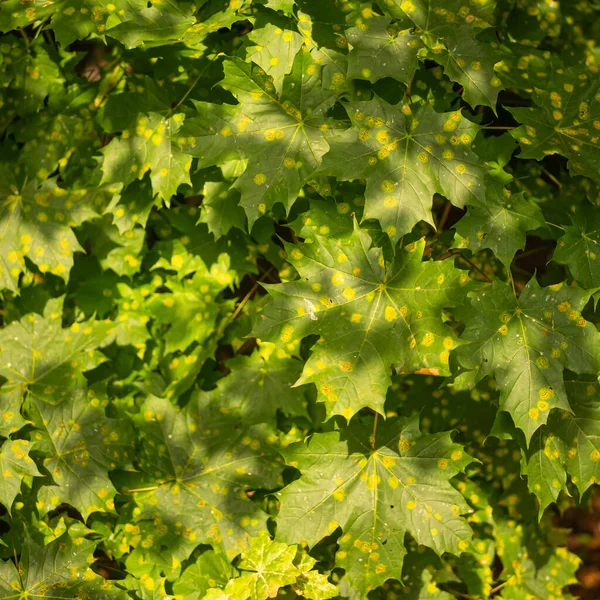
231,266,275,321
542,167,562,190
170,52,222,115
436,200,452,236
370,413,378,450
508,269,517,297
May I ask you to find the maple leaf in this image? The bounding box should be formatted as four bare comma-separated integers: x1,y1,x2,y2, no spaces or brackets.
346,16,422,84
522,377,600,514
553,202,600,288
276,416,472,596
0,532,128,599
0,439,39,512
173,550,233,600
0,0,195,48
495,519,580,598
28,386,134,518
453,280,600,442
509,70,600,182
453,178,547,268
101,112,191,202
0,388,28,438
130,395,282,560
319,97,485,241
243,24,304,92
0,174,107,291
180,49,339,225
255,224,473,420
383,0,502,109
201,341,308,423
0,298,112,404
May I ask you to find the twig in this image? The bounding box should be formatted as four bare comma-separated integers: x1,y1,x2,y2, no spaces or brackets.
437,249,492,282
542,167,562,190
169,53,222,115
370,413,378,450
508,269,517,297
489,578,512,596
231,266,275,321
436,200,452,236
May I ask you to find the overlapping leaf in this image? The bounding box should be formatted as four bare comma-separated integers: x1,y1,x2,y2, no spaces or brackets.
0,439,39,512
319,97,485,241
509,70,600,182
0,298,112,404
453,179,547,268
553,202,600,288
346,16,422,84
454,280,600,441
180,49,339,224
0,532,127,599
131,395,282,560
277,416,473,596
522,377,600,513
28,387,134,518
256,225,473,420
0,174,107,291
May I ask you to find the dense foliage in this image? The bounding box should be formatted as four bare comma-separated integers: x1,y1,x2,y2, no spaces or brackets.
0,0,599,598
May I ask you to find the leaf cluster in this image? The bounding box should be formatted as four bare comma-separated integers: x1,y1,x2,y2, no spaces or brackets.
1,0,600,598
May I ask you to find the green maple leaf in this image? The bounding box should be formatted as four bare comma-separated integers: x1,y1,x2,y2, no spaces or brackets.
0,532,127,599
0,298,112,404
319,97,485,241
131,395,282,560
180,49,339,225
346,16,422,84
101,112,191,202
495,519,579,599
173,550,233,600
146,250,235,354
553,202,600,288
198,180,245,239
0,174,106,291
244,24,304,92
453,179,547,268
202,341,308,423
0,439,39,512
522,377,600,513
508,70,600,182
454,280,600,442
0,0,195,48
28,387,133,518
382,0,502,109
428,28,503,110
255,225,473,420
276,417,472,596
0,388,28,437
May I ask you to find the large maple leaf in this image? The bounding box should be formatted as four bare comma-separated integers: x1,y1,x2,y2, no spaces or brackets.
276,416,473,596
453,280,600,442
319,97,485,241
255,224,474,420
180,49,340,225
